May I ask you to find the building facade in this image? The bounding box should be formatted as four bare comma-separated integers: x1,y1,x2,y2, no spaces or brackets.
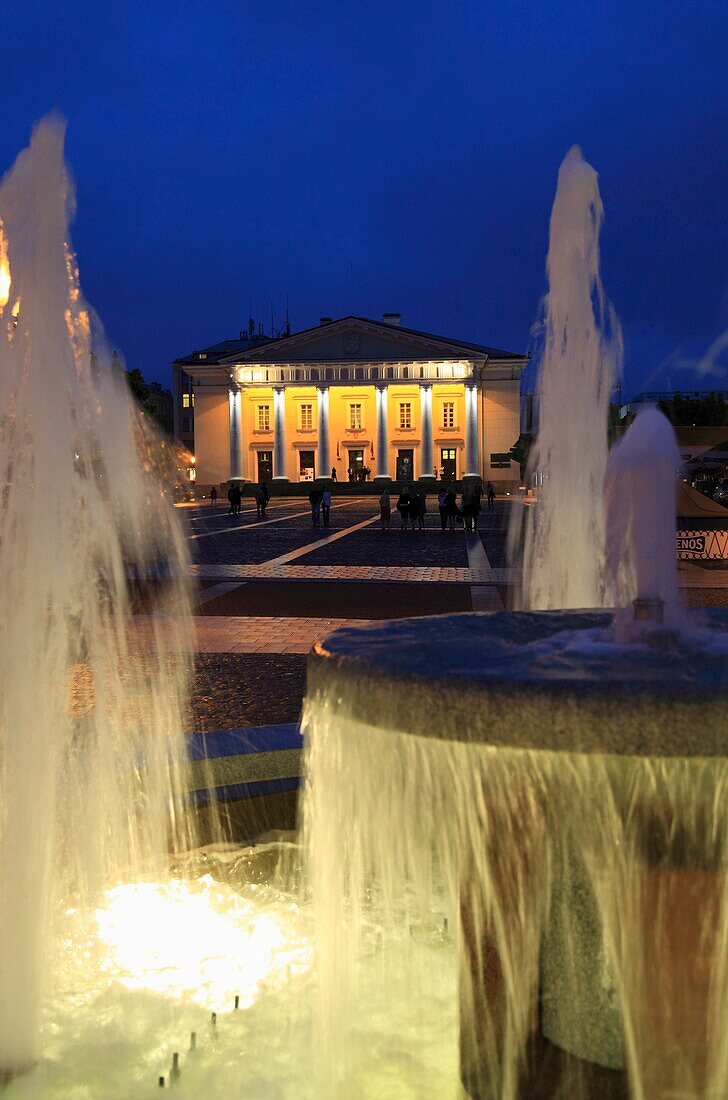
173,315,527,490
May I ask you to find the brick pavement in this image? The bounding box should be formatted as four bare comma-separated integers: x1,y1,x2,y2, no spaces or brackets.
167,497,728,744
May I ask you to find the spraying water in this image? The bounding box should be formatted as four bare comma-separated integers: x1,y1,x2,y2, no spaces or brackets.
605,406,684,639
0,115,195,1073
512,145,622,610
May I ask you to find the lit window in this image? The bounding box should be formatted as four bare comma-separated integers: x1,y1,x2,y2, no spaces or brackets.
182,393,195,408
443,402,454,428
300,403,313,431
349,403,362,430
257,405,270,431
399,402,411,429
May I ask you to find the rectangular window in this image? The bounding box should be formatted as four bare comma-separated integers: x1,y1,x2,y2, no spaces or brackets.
442,401,454,428
257,405,271,431
300,403,313,431
490,452,512,468
349,403,362,430
399,402,411,429
182,392,195,409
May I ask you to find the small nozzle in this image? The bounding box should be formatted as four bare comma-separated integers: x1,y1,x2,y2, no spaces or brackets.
211,1012,217,1028
170,1052,180,1082
158,1076,165,1088
189,1031,197,1052
234,995,239,1010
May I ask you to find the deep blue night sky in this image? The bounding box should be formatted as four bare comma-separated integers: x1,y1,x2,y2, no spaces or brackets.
4,1,727,396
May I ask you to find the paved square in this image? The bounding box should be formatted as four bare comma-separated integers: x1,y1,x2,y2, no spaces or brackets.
162,495,728,775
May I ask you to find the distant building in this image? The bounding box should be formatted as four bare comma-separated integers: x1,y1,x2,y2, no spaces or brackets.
172,315,527,489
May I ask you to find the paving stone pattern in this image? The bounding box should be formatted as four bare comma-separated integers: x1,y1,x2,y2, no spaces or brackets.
169,496,726,744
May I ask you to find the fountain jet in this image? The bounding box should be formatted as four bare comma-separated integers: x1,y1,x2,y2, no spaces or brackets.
512,145,623,610
0,115,195,1073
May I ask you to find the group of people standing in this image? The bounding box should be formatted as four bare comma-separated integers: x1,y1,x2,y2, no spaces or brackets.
308,486,332,526
378,482,495,532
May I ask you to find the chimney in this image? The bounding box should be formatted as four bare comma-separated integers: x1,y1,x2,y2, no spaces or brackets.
383,312,401,326
319,316,333,325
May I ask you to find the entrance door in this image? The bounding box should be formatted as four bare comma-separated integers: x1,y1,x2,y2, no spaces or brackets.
348,449,364,482
299,450,315,482
396,449,414,482
440,448,456,481
257,451,272,482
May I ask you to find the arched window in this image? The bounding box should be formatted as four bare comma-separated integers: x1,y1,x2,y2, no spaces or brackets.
310,369,319,381
402,366,409,379
325,368,334,381
294,368,303,381
340,368,349,381
386,366,394,380
355,367,364,380
371,367,379,380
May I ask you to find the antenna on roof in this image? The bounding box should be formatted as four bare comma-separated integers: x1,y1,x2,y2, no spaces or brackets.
248,300,254,339
350,262,355,316
285,295,291,336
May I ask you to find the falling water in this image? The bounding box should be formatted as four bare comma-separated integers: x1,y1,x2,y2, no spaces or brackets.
0,115,195,1073
303,614,728,1099
512,146,622,610
605,406,683,638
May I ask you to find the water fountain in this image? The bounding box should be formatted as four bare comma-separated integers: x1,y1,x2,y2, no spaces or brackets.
0,113,198,1079
303,146,728,1100
0,117,458,1098
1,117,725,1099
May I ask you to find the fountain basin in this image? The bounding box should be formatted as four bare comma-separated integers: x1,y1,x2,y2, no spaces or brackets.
310,609,727,756
306,610,728,1098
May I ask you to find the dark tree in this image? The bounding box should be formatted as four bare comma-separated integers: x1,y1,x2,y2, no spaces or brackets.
658,392,728,427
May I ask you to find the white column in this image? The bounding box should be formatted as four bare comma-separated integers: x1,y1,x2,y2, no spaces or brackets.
419,383,435,480
273,386,288,480
317,386,330,479
465,383,480,476
374,385,390,480
228,385,242,479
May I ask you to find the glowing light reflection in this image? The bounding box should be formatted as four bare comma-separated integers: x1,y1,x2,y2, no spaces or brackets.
95,876,311,1008
0,221,11,309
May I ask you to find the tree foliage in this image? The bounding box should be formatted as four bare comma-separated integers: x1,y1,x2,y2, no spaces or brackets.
657,391,728,427
124,367,153,414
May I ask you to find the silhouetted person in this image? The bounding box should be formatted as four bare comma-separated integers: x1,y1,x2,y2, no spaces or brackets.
309,487,322,526
461,485,475,532
210,485,218,508
445,485,458,531
438,488,447,531
379,489,391,532
261,481,270,516
487,482,495,510
228,484,242,515
473,483,482,529
415,491,426,530
321,487,331,526
331,467,337,482
396,486,412,531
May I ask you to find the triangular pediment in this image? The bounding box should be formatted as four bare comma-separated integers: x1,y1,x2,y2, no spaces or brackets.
220,316,514,365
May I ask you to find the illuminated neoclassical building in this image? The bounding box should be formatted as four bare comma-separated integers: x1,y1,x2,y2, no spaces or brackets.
173,315,527,490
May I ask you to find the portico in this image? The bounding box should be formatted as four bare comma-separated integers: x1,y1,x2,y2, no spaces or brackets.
174,315,527,491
